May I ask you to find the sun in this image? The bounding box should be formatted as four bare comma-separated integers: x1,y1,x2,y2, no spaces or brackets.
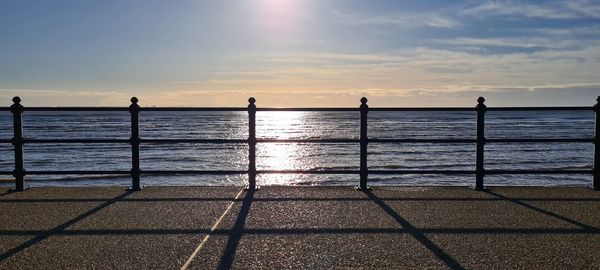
254,0,310,35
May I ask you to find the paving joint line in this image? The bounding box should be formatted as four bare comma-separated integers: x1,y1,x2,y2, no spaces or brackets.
180,188,245,270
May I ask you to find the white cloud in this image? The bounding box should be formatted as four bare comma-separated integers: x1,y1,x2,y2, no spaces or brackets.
137,84,600,107
333,10,461,29
3,83,598,108
526,25,600,36
148,42,600,106
565,0,600,18
462,0,600,19
434,37,578,49
425,15,462,29
0,89,129,106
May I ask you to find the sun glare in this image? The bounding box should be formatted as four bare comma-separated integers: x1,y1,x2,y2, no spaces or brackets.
257,111,308,185
255,0,309,34
259,143,300,185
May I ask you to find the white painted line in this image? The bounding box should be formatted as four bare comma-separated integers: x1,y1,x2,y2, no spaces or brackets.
180,188,245,270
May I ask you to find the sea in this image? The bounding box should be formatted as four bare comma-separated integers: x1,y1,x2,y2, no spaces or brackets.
0,110,594,187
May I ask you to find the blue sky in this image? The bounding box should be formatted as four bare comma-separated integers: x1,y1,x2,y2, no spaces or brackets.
1,0,599,106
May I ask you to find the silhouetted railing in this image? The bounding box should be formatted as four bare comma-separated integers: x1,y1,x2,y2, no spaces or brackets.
1,96,599,191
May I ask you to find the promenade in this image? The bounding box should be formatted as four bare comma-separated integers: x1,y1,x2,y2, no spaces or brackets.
0,186,599,269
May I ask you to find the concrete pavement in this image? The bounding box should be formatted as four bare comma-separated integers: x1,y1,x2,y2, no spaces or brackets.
0,186,599,269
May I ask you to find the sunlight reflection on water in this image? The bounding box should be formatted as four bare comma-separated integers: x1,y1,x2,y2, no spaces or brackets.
0,110,594,187
257,112,307,185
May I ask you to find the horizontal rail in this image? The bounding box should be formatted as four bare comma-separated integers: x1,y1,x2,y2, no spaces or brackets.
141,170,247,175
140,139,248,144
369,170,594,175
0,106,594,112
370,138,475,143
257,108,357,111
485,169,593,175
23,107,129,112
369,170,475,175
24,139,131,144
0,139,11,144
373,138,594,144
15,170,364,175
371,107,592,111
370,107,476,112
25,170,130,175
141,107,247,112
23,170,247,175
487,107,592,111
13,138,595,145
257,170,359,174
10,169,594,176
486,138,594,143
257,139,359,143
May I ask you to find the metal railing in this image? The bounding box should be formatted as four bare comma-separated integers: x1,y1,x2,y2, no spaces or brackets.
1,96,599,191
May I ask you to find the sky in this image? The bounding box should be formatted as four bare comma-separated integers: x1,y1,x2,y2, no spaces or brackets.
1,0,600,107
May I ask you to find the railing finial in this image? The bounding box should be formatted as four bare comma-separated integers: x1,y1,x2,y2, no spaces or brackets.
477,96,485,104
248,97,256,105
595,96,600,111
129,97,140,113
476,97,486,112
11,96,24,114
360,97,368,104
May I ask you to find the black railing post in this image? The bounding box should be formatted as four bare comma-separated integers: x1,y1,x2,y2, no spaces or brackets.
129,97,142,191
594,96,600,190
246,97,258,190
358,97,370,190
10,96,27,191
475,97,486,191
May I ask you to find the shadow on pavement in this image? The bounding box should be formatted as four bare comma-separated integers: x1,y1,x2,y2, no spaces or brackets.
0,191,134,262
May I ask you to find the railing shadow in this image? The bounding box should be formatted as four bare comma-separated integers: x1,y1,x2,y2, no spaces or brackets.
0,190,134,262
1,226,599,237
217,189,255,270
363,190,465,270
0,189,599,268
3,196,600,204
485,190,598,230
0,197,236,203
1,226,599,238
